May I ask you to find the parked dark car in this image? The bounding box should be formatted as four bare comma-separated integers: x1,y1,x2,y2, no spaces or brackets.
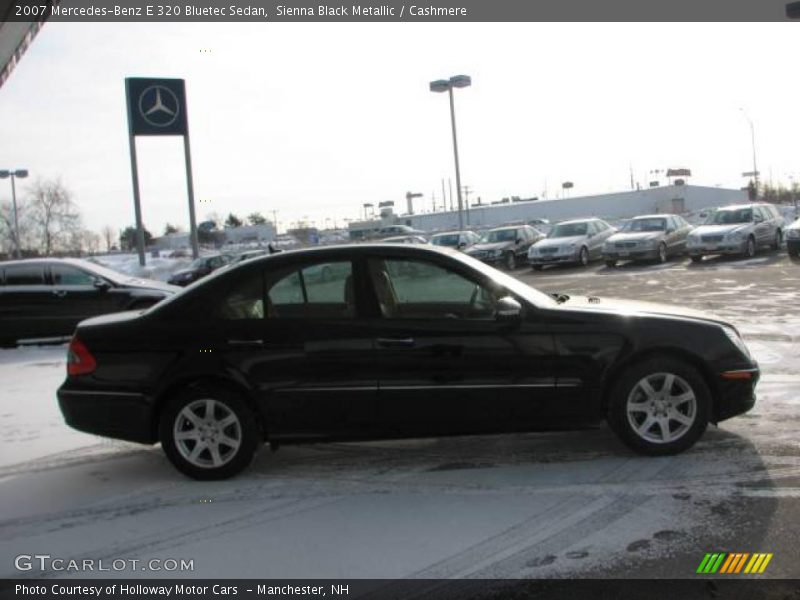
0,258,178,346
57,244,758,480
465,225,544,269
167,254,233,286
603,214,693,266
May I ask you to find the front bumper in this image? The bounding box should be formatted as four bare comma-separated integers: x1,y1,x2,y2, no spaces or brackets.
603,247,659,261
58,385,157,444
688,239,747,257
529,251,579,265
714,366,760,422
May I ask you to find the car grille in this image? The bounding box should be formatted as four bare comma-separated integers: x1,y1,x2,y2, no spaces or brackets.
539,247,558,254
701,235,724,243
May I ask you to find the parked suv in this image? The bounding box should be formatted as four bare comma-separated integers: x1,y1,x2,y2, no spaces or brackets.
465,225,544,269
0,258,178,346
786,217,800,258
603,214,693,266
687,203,784,262
528,218,616,269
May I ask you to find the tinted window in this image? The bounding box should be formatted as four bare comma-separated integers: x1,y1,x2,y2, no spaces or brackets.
267,261,354,319
368,258,496,320
4,264,45,285
51,265,96,286
218,274,264,320
708,208,752,225
483,229,516,243
549,222,588,237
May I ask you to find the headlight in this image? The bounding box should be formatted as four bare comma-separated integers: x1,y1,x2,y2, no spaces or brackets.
722,325,751,358
726,231,744,241
642,239,657,248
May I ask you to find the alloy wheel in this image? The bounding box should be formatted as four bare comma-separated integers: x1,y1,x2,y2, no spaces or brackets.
173,398,242,469
658,243,667,263
625,372,697,444
579,247,589,266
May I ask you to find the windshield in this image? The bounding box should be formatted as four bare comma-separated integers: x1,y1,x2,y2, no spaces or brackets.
482,229,517,243
189,257,208,268
622,218,666,232
432,234,460,247
548,223,588,238
452,252,557,308
707,209,752,225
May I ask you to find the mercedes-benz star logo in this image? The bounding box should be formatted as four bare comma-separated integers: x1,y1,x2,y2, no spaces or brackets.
138,85,180,128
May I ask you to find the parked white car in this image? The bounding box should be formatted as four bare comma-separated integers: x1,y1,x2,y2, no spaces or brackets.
687,203,784,262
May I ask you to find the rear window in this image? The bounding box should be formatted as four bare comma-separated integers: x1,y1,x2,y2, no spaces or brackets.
3,264,46,285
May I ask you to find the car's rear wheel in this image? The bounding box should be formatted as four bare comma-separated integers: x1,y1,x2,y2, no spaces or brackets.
607,357,710,456
505,252,516,270
605,259,616,268
578,246,589,266
772,230,782,251
159,384,260,480
657,242,667,263
690,255,703,263
789,244,800,258
743,236,756,258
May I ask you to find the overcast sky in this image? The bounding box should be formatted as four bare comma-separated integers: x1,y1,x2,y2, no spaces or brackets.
0,22,799,234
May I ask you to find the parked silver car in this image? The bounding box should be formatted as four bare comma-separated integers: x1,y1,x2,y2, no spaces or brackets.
603,214,693,266
528,218,616,269
687,203,784,262
786,217,800,258
430,230,482,250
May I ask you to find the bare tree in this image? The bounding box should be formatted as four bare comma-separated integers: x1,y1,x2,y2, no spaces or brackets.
0,200,26,256
27,178,81,255
101,225,115,252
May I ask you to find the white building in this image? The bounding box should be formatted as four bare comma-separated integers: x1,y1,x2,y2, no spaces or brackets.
349,184,748,238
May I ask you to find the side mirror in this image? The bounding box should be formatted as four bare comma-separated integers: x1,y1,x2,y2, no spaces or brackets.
94,279,111,291
515,238,522,245
457,242,466,249
754,215,764,223
496,296,522,320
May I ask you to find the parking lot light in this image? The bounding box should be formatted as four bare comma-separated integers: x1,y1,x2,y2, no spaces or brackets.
430,74,471,230
0,168,29,259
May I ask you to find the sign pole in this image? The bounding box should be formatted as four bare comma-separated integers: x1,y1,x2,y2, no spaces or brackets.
183,131,200,259
125,79,146,267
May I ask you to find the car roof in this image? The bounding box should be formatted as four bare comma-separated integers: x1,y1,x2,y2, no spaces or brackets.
630,214,671,220
432,230,471,236
554,218,598,225
488,225,525,231
716,203,770,211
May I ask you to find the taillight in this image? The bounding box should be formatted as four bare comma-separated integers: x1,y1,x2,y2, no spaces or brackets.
67,336,97,376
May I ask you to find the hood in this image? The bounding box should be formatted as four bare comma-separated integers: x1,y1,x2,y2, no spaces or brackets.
168,269,197,279
607,231,663,243
535,235,586,249
125,277,181,293
691,224,749,236
469,241,513,252
556,295,727,325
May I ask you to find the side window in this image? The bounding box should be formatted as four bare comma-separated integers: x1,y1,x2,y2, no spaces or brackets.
217,273,264,320
368,258,496,320
51,265,96,286
4,264,45,285
266,261,354,319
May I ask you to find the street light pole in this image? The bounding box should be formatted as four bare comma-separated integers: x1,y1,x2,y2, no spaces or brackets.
430,75,471,231
0,168,28,259
740,109,759,198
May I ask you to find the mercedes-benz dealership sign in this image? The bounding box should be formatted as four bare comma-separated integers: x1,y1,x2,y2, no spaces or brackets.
125,77,188,136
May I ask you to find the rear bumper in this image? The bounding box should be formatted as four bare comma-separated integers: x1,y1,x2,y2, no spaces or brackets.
57,386,157,444
714,367,759,422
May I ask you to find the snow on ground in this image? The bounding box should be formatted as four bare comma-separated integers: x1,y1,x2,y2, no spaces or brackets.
0,256,798,580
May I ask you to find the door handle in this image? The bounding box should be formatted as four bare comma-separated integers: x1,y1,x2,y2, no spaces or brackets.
376,337,415,348
227,339,264,347
52,290,67,298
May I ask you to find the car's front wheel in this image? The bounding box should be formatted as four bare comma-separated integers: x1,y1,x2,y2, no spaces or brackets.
743,236,756,258
772,230,782,251
607,357,710,456
578,246,589,266
657,242,667,263
605,259,616,268
159,384,261,480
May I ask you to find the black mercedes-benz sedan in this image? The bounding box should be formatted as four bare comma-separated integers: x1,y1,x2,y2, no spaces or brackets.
57,244,759,479
0,258,179,347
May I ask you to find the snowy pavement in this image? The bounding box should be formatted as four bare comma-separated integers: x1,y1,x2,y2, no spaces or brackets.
0,253,798,580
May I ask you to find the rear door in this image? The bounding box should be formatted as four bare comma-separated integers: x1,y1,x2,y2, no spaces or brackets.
0,263,54,341
213,257,380,436
366,255,559,437
47,264,128,332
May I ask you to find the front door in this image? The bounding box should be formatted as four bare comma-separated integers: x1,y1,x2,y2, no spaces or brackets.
365,255,558,437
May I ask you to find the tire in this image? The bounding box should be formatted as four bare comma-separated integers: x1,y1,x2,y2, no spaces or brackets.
532,264,543,271
743,236,756,258
771,230,782,251
657,242,667,264
605,259,616,268
578,246,589,267
607,357,710,456
159,383,261,480
505,252,517,270
790,245,800,258
690,255,703,263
